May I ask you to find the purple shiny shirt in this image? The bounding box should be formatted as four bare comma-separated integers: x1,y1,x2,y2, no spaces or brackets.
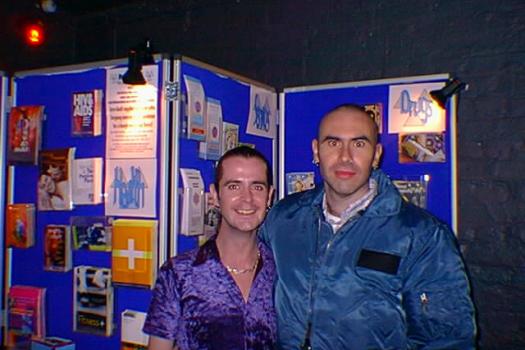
143,238,276,350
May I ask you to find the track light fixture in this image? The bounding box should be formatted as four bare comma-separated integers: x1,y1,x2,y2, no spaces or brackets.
122,40,155,85
430,78,468,109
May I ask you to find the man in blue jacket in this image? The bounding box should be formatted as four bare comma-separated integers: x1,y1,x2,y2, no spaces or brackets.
260,104,476,349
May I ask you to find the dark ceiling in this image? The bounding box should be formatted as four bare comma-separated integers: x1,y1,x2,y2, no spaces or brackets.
56,0,137,15
0,0,148,72
5,0,142,16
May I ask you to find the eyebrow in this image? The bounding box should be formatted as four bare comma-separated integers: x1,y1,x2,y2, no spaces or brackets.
222,180,268,187
321,135,372,143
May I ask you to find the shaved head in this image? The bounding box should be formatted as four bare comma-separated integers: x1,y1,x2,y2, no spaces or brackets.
319,104,379,144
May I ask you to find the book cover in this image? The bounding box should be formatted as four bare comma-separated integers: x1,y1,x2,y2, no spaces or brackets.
121,309,149,349
73,157,104,205
44,225,72,272
31,337,75,350
198,97,223,161
71,216,112,251
202,192,219,240
183,75,207,141
179,169,204,236
221,122,239,155
286,172,315,195
73,266,113,336
399,132,446,163
5,203,36,248
72,89,103,136
7,285,46,347
7,105,44,165
112,219,158,288
38,148,76,211
393,179,428,209
364,102,383,134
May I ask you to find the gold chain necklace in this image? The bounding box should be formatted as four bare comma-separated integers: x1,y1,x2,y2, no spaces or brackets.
225,250,261,275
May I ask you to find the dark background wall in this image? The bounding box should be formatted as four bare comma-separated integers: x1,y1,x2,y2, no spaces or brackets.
1,0,524,348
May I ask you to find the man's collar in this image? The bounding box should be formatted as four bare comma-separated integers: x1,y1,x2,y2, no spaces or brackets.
193,235,220,266
322,178,378,230
193,235,267,276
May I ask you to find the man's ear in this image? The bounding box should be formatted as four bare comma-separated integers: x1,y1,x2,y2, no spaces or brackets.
209,183,220,207
311,139,320,164
373,143,383,169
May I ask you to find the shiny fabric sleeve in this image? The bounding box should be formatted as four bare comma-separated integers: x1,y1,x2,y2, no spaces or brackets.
402,223,476,349
143,260,185,344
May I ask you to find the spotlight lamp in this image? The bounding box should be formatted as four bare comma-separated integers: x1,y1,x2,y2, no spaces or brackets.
122,49,146,85
430,78,468,109
122,40,155,85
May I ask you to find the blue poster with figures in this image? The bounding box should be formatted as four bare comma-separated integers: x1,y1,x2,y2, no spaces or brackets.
246,84,277,139
105,158,156,217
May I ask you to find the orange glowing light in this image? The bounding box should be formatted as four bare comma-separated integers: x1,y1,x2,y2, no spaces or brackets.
25,24,44,46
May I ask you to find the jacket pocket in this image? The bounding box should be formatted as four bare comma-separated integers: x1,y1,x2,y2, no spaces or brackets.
403,288,475,346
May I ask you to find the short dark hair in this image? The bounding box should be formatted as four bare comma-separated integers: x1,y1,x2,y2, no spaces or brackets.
320,103,379,143
214,146,273,192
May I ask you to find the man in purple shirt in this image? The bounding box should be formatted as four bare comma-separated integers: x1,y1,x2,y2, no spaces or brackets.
144,146,276,350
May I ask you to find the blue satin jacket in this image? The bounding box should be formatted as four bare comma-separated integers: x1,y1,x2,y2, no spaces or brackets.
260,170,476,349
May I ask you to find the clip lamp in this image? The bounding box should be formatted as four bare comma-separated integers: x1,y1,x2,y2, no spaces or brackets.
122,49,146,85
430,78,468,109
122,40,155,85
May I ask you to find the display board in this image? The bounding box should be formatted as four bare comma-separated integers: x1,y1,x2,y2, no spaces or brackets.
280,74,458,231
0,73,8,345
170,56,277,257
6,58,169,349
4,56,277,349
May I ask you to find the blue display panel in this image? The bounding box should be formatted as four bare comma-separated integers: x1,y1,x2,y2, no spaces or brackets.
281,75,456,228
0,74,8,345
7,57,276,349
10,62,165,350
175,59,276,255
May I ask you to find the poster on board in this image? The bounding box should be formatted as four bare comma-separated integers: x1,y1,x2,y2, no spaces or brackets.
106,66,158,159
183,75,207,141
105,158,157,217
246,85,276,139
388,82,445,133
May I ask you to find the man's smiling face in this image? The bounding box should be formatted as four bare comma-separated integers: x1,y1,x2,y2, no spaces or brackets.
212,156,273,235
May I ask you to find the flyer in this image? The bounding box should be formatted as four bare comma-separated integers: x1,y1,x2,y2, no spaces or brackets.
179,168,204,236
105,158,157,217
105,66,158,159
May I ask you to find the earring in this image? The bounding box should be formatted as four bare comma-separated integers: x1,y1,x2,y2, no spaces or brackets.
312,159,319,166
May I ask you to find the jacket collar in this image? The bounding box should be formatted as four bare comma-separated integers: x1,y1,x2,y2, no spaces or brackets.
297,169,402,217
